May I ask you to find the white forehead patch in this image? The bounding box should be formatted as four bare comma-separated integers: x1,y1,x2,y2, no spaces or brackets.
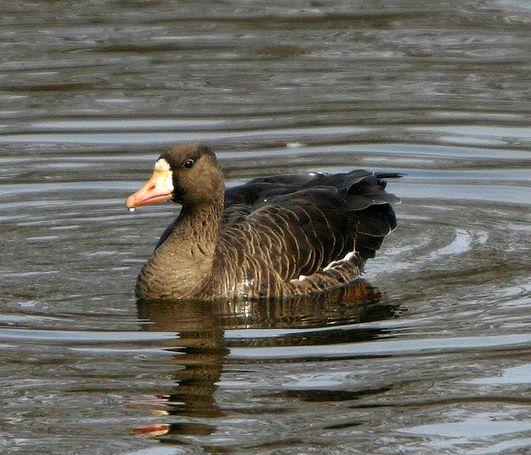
154,158,170,172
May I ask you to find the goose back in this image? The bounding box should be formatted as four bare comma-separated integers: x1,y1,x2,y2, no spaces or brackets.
201,169,400,299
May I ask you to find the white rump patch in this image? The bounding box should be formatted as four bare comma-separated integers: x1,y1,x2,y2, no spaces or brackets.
323,250,356,271
290,275,307,284
343,251,356,261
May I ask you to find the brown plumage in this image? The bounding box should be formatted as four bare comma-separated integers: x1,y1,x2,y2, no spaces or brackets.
126,143,400,301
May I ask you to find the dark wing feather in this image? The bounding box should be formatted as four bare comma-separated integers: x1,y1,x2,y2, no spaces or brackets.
224,170,401,209
215,169,400,297
215,187,356,298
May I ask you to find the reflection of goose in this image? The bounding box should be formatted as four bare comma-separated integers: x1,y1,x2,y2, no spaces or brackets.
133,286,397,440
138,280,393,331
132,300,226,439
126,143,400,300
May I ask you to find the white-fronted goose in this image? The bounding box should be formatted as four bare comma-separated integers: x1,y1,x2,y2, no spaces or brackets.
126,143,400,300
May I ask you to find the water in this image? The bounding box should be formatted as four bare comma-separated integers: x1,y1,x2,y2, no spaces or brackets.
1,0,530,453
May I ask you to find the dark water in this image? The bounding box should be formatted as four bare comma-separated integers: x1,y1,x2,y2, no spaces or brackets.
1,1,530,453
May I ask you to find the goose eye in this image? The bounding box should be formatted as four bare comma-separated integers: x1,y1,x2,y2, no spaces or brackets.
183,159,195,169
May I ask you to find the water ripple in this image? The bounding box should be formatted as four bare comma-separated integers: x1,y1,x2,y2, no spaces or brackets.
1,0,530,453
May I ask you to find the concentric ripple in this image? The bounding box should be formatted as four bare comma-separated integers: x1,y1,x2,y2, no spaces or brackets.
1,0,530,454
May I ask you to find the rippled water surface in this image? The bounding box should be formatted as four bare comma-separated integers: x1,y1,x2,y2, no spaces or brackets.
1,1,530,454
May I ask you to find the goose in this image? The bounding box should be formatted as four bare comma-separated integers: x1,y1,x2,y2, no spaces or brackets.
126,143,400,300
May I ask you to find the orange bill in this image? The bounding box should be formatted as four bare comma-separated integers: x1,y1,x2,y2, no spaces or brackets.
126,161,174,208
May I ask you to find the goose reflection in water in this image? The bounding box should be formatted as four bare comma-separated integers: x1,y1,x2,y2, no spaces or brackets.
131,280,400,442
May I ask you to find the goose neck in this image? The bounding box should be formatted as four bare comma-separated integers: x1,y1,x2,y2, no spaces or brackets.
172,200,223,250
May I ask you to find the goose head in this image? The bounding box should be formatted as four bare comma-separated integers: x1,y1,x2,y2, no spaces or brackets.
125,143,224,209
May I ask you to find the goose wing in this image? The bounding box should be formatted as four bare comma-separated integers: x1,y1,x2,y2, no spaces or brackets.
215,170,400,296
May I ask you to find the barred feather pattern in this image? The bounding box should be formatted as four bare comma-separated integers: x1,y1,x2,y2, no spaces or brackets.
136,168,400,301
206,196,360,299
199,171,399,300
